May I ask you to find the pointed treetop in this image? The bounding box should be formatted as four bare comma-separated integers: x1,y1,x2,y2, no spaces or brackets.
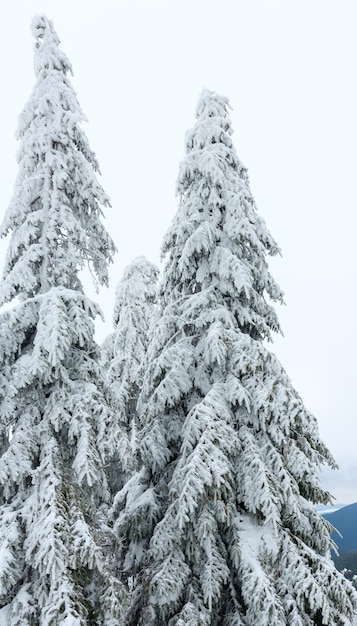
0,14,114,303
166,88,283,341
31,14,73,77
113,256,158,326
185,88,234,154
195,88,231,119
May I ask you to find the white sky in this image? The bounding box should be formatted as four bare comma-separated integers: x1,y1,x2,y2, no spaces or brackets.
0,0,356,503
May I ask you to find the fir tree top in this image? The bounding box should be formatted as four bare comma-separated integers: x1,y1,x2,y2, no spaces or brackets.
0,15,115,304
31,15,73,77
162,88,284,343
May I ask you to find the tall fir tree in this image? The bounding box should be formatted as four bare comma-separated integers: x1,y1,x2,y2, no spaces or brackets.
102,256,159,483
0,16,127,624
116,90,357,625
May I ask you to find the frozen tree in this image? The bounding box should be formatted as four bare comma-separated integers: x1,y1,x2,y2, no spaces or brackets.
102,256,159,423
115,90,357,625
0,16,127,625
102,256,159,481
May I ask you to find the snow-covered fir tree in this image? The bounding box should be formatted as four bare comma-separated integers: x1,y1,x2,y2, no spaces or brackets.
102,256,158,481
0,16,127,624
115,90,357,625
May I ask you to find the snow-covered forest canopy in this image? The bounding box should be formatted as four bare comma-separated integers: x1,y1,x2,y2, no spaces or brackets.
0,14,356,626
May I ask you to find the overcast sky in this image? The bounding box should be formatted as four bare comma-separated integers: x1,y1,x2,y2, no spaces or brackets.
0,0,356,503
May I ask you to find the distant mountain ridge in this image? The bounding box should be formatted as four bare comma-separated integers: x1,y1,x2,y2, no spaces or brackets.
323,502,357,554
317,503,347,514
